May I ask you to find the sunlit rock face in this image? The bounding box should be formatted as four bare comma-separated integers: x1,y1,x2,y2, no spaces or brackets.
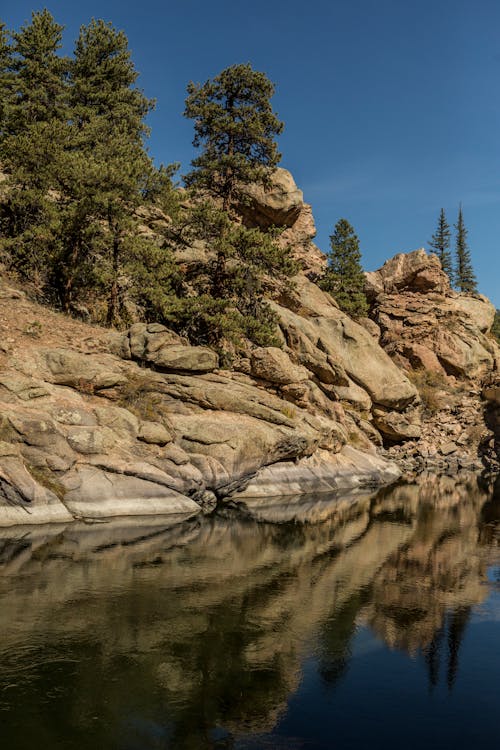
367,249,498,380
237,167,327,278
0,474,498,745
483,374,500,466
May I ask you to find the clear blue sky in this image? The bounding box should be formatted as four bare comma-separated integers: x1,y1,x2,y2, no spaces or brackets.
3,0,499,306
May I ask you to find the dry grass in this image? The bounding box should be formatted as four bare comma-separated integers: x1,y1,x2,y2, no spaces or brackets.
407,369,457,414
26,464,66,499
118,372,171,426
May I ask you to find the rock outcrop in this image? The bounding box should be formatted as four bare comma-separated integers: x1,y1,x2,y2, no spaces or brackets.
0,284,405,525
1,177,499,526
238,167,327,277
367,249,498,380
365,249,500,470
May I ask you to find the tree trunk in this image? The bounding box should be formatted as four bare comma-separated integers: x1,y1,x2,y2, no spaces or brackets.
107,225,121,326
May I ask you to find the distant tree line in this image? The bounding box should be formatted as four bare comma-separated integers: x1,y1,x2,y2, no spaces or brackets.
429,206,477,292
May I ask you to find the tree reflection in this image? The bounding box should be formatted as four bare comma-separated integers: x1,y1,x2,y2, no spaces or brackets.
0,474,499,748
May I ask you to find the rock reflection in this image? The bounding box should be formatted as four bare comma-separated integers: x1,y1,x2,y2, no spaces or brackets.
0,474,499,749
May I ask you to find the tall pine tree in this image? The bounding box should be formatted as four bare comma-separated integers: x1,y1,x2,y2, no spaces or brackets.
320,219,368,318
184,63,283,213
454,205,477,293
60,18,160,323
181,64,296,350
429,208,453,281
0,11,69,285
0,22,14,135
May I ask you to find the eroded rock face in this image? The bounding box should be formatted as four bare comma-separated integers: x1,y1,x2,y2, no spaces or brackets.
365,249,450,297
238,168,327,277
272,274,420,444
0,320,402,525
368,250,498,380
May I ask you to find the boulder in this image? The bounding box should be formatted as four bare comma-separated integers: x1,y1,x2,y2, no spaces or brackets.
138,421,173,446
250,346,310,384
238,167,305,228
372,407,422,442
237,168,326,276
275,275,418,410
44,349,127,390
113,323,219,373
365,249,450,297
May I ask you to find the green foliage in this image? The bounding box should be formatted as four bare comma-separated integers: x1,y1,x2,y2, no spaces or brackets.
179,65,295,351
0,12,180,326
492,310,500,344
184,63,283,212
454,205,477,293
429,208,453,281
162,203,296,351
320,219,369,318
1,18,294,353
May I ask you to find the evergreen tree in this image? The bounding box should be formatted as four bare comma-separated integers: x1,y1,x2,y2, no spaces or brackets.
0,22,14,134
0,11,69,285
320,219,368,318
184,63,283,213
6,9,68,133
454,205,477,293
180,64,296,350
57,18,160,322
429,208,453,280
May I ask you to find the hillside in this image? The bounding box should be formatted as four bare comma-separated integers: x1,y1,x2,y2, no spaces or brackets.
0,168,499,527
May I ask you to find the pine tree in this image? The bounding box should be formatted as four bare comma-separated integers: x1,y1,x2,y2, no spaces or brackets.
6,9,68,133
429,208,453,281
320,219,369,318
454,205,477,293
184,63,283,213
0,11,69,285
0,22,14,135
58,19,159,322
180,64,296,350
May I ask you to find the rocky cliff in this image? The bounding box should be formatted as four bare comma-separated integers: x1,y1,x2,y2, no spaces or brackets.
0,170,498,526
365,248,500,472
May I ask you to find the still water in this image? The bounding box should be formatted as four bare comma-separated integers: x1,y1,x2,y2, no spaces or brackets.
1,473,500,749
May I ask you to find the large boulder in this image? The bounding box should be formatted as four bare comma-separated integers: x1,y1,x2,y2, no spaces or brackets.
365,249,450,297
239,167,305,228
275,275,419,411
250,346,310,385
111,323,219,373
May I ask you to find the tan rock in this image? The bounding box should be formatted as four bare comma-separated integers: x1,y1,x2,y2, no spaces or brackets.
138,421,173,446
275,275,418,410
373,407,422,442
365,249,450,296
250,346,310,385
44,349,127,390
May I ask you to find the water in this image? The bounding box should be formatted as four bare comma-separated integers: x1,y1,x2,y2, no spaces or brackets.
1,473,500,749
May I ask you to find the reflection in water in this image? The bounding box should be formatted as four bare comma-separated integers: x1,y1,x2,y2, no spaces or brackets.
0,474,500,749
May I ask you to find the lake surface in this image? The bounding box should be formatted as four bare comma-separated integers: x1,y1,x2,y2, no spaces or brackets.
1,473,500,750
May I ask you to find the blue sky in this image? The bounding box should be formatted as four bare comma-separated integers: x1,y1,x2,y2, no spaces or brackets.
3,0,499,306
